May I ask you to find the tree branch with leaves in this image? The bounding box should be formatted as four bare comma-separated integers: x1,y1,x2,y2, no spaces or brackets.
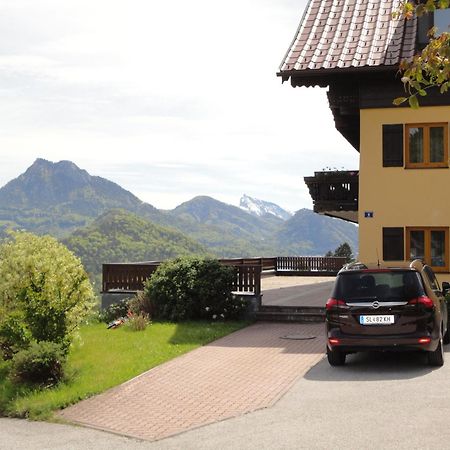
394,0,450,108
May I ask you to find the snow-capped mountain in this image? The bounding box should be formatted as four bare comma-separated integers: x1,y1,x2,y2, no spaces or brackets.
239,194,292,221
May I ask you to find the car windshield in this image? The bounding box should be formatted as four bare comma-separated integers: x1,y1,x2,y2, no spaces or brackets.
332,270,425,301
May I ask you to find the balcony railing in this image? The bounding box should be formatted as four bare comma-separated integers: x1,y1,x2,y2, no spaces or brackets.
304,170,359,223
102,257,346,295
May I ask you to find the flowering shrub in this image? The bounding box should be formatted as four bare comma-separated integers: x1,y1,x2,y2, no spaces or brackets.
0,232,95,360
144,257,246,322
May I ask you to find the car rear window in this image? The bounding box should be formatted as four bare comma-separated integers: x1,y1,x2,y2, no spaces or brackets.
332,271,425,301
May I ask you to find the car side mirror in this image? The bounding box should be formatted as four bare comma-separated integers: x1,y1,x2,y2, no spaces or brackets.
442,281,450,295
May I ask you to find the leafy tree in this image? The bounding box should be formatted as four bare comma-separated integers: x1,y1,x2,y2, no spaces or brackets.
325,242,354,263
0,232,95,359
394,1,450,108
334,242,354,262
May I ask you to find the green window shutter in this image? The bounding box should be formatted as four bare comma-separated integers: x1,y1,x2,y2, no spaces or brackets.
383,227,404,261
383,124,404,167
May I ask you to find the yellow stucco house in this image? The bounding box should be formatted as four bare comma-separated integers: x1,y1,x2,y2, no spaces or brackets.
278,0,450,281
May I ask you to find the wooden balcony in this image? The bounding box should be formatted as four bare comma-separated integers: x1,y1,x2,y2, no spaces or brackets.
304,170,359,223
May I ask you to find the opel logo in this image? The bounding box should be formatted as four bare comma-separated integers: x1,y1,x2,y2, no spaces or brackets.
372,301,380,309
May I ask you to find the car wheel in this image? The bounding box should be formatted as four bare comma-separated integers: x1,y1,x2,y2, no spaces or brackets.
428,334,445,367
327,346,346,366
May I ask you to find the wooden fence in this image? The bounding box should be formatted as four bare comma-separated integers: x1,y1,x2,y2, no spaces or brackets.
102,256,345,295
231,264,261,296
102,262,160,293
219,257,277,271
276,256,346,273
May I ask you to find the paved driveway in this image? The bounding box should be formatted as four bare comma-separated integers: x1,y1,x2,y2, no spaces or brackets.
261,275,334,307
3,349,450,449
148,349,450,450
59,322,325,441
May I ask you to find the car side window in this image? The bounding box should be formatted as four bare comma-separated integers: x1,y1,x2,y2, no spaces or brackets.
423,266,440,291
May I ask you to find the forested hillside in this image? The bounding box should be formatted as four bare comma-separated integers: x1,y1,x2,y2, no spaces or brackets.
276,209,358,256
63,209,208,290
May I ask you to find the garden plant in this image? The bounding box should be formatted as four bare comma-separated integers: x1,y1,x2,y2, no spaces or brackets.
0,231,95,384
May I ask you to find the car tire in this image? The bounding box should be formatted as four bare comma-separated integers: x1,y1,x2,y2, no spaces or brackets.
428,334,444,367
327,346,346,366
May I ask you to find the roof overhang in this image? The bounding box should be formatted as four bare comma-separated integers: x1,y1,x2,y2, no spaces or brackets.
277,65,399,88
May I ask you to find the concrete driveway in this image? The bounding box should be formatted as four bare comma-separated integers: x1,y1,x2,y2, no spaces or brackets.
261,275,335,307
150,350,450,450
3,348,450,449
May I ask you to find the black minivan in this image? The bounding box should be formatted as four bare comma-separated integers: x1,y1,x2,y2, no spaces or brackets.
325,260,449,366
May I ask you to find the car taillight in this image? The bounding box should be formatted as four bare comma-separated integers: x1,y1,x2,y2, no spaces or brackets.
418,337,431,344
326,298,346,310
408,296,434,309
328,338,340,345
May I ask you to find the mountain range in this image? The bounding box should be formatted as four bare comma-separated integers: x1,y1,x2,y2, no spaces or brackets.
239,194,292,220
0,159,358,282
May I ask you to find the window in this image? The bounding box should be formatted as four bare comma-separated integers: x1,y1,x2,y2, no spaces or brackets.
406,227,449,272
333,271,425,302
405,123,448,168
417,9,450,46
434,8,450,35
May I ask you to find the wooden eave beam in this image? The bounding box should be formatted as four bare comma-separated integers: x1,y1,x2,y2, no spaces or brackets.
277,66,398,89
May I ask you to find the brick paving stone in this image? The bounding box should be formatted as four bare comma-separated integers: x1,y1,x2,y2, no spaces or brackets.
59,322,325,442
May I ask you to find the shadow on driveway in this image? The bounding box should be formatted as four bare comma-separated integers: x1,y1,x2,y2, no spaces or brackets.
304,348,450,382
206,322,326,355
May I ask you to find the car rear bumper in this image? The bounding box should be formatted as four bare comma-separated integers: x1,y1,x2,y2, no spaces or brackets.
327,330,440,353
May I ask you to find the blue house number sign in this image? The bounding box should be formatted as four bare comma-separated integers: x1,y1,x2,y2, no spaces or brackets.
364,211,374,218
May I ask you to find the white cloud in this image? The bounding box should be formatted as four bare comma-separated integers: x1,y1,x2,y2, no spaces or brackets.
0,0,359,211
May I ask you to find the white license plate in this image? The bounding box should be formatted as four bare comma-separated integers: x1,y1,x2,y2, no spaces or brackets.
359,315,394,325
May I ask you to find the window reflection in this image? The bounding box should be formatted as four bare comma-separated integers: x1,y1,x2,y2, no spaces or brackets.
410,230,425,261
409,127,423,163
431,230,445,267
430,127,444,163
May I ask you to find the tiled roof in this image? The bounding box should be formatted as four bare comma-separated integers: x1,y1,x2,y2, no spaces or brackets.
279,0,417,73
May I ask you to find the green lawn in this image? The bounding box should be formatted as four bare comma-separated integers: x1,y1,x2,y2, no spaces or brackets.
0,320,248,420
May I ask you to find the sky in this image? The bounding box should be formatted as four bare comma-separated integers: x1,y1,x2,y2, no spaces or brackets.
0,0,359,212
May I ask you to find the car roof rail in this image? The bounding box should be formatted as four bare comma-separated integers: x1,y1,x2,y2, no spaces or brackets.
340,261,368,272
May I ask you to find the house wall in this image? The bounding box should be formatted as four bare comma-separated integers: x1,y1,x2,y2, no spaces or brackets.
359,105,450,283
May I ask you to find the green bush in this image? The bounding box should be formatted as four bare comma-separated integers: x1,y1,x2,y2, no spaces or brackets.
144,257,245,321
98,299,130,323
11,341,65,385
0,231,95,360
0,311,32,360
